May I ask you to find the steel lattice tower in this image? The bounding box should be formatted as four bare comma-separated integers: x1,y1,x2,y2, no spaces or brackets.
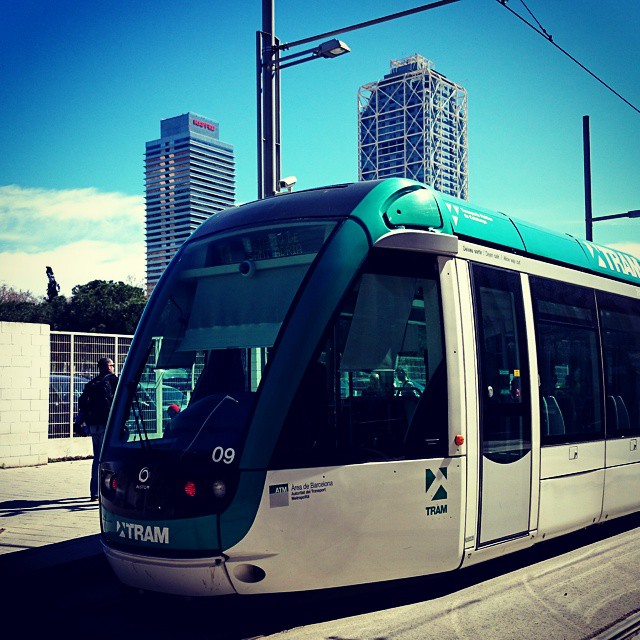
358,55,468,200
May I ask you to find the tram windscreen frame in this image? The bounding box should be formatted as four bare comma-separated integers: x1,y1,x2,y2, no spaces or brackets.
103,221,337,455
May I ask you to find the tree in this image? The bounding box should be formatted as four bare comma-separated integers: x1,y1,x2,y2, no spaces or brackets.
0,279,146,334
66,280,147,334
0,283,49,324
0,283,42,304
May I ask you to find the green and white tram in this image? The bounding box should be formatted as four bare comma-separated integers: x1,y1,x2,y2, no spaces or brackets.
100,178,640,597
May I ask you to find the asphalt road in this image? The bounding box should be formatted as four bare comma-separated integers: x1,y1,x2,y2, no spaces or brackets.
7,513,640,640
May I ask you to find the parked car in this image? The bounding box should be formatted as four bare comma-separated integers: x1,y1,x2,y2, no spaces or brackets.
138,382,186,411
160,370,194,393
49,374,91,437
49,374,90,408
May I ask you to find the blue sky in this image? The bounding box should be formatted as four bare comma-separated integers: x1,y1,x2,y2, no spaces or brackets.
1,0,639,296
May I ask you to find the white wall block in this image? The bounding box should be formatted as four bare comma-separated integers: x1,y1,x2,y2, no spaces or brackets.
0,322,50,468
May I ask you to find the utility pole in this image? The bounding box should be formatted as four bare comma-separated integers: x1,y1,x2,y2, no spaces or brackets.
583,115,593,242
257,0,281,200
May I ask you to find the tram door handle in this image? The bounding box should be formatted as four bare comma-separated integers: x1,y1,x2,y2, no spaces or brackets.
487,386,494,399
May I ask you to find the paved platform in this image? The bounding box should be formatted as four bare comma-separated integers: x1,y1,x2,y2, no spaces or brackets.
1,458,640,639
0,459,102,576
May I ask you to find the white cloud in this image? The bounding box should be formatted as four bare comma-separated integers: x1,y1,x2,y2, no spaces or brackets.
0,184,638,297
0,185,145,295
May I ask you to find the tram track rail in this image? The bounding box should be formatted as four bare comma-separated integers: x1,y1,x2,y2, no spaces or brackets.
593,611,640,640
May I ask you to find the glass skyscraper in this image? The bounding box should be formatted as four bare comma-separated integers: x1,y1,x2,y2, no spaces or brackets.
358,55,468,200
145,112,235,294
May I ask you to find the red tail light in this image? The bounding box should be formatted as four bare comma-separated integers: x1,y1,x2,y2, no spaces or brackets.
184,480,197,497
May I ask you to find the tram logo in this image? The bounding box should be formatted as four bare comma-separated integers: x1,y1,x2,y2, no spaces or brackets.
136,467,151,490
583,243,640,281
269,483,289,508
138,467,150,483
115,520,170,544
425,467,448,516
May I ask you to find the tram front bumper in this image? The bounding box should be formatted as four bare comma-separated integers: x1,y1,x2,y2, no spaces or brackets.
102,543,236,597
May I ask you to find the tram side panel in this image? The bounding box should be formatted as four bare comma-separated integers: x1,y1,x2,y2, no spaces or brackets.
603,441,640,519
530,275,606,539
600,290,640,520
519,266,640,539
454,249,615,565
224,460,466,595
538,443,605,539
450,257,480,552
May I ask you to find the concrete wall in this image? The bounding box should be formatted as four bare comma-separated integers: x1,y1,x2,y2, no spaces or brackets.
48,433,92,460
0,321,50,468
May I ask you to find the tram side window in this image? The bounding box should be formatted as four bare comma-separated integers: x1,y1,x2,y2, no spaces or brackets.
271,253,448,469
530,277,603,445
597,292,640,438
472,265,531,461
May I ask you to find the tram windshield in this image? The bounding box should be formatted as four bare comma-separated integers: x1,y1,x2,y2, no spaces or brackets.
108,221,336,452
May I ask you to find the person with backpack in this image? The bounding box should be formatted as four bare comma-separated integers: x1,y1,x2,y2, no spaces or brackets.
75,357,118,500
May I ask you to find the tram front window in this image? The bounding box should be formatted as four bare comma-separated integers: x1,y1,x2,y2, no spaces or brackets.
107,222,336,455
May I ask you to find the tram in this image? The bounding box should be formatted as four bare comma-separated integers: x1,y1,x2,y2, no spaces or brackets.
99,178,640,597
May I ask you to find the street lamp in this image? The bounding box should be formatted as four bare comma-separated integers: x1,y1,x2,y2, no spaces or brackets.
256,0,460,200
257,25,350,199
315,39,351,59
277,39,351,69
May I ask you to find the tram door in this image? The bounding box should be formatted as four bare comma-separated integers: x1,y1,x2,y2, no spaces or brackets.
472,265,532,545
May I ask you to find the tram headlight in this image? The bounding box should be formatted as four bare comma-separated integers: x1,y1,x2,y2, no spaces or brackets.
212,480,227,499
103,471,117,492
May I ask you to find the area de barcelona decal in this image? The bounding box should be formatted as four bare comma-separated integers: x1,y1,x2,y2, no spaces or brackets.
269,479,334,507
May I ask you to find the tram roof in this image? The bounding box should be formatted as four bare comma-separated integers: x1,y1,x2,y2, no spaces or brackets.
433,187,640,286
190,179,640,287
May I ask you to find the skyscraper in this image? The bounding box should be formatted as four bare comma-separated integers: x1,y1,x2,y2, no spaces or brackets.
145,112,235,294
358,54,468,200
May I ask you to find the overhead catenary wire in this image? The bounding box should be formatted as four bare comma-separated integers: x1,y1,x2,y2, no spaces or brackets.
497,0,640,115
517,0,553,40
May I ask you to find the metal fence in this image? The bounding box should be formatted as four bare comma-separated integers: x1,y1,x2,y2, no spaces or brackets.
49,331,133,439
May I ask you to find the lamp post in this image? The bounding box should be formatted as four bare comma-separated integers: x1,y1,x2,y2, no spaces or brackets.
584,116,639,241
583,115,594,241
256,20,349,199
256,0,460,199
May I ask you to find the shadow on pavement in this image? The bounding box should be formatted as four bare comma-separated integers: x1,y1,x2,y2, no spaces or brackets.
3,512,640,639
0,496,98,515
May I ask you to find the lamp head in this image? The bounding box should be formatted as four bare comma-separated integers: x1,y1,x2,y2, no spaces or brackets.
316,39,350,59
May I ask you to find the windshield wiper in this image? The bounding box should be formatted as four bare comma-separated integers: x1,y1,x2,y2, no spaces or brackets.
180,395,238,458
132,393,151,450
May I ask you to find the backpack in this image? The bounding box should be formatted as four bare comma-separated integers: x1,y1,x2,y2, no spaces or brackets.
78,373,117,426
